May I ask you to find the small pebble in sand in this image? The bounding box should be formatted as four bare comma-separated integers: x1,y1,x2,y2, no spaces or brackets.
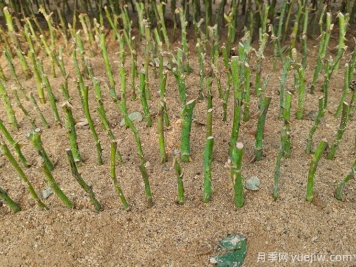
245,176,261,191
42,188,53,199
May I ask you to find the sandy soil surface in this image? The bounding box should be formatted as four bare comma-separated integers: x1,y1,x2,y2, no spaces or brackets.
1,15,356,267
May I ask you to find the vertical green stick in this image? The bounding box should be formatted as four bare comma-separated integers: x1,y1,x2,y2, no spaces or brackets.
306,96,326,154
82,85,103,165
79,13,95,56
3,7,21,49
0,80,18,130
138,164,153,208
104,5,120,39
181,99,196,162
224,12,235,56
39,33,58,78
334,13,349,71
159,70,169,127
348,41,356,83
296,63,306,120
328,102,349,160
106,85,146,164
41,159,73,208
93,78,123,163
0,119,29,167
173,70,187,106
57,46,68,78
14,90,37,129
301,3,309,69
254,96,272,161
290,1,302,52
276,0,287,60
310,12,331,93
196,39,205,100
240,39,252,122
306,139,328,202
138,72,152,127
278,57,291,117
283,0,296,42
28,51,45,104
110,141,129,210
15,48,32,80
212,60,223,99
222,44,231,122
66,149,101,211
203,136,214,203
231,142,244,208
255,32,269,96
134,2,145,41
118,37,127,112
283,92,292,158
27,128,55,171
173,156,184,205
157,102,167,164
143,19,151,100
153,28,165,102
335,64,350,118
229,56,242,157
335,158,356,200
206,78,213,137
0,61,6,81
157,3,171,53
100,33,115,89
61,102,82,164
42,74,62,127
178,8,190,72
29,92,49,129
322,51,345,108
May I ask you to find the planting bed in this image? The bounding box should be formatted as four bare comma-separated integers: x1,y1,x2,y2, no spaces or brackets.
1,1,356,266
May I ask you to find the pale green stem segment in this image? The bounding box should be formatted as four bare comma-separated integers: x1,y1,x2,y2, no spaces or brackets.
229,56,242,157
62,102,82,164
283,92,292,158
110,142,130,210
335,159,356,201
82,85,103,165
30,92,49,129
0,142,48,210
306,96,326,154
231,142,244,208
306,139,328,202
27,128,54,171
173,156,184,205
328,102,349,160
203,136,214,203
0,119,29,167
100,33,115,90
93,78,123,163
181,99,196,162
0,77,19,130
157,102,167,164
139,164,153,208
14,90,37,129
138,72,152,127
41,159,73,208
254,97,272,161
66,149,101,211
106,84,146,164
